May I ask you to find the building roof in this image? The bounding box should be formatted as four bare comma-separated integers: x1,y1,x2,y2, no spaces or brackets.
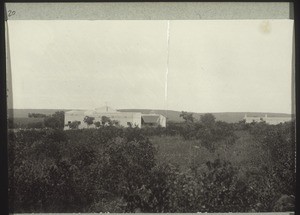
95,106,118,113
65,110,85,115
265,117,292,121
83,106,119,116
142,115,159,123
84,110,99,116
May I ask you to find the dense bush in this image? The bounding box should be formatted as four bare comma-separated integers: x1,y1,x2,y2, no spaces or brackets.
248,121,296,196
8,120,295,213
165,116,236,153
44,111,65,130
28,113,47,118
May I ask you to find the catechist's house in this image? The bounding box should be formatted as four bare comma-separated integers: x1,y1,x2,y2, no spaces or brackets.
243,114,292,125
64,106,166,130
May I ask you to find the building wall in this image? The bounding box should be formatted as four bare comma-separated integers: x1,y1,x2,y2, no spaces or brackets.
104,112,141,128
64,111,142,130
159,115,167,127
244,116,292,125
244,117,263,123
264,117,292,125
141,114,167,127
64,112,86,129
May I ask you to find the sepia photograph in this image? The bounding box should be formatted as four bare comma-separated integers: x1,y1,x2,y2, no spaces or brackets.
5,3,295,214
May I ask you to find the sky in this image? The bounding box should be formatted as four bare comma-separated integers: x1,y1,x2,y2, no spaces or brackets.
7,20,294,113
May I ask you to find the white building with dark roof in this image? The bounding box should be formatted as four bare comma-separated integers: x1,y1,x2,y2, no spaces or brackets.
243,114,292,125
64,106,166,130
141,113,166,127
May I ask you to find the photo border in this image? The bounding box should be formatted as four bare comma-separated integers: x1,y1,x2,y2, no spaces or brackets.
0,1,298,215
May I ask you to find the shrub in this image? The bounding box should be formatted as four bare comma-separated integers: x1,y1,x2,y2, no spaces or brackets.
8,121,295,213
44,111,65,130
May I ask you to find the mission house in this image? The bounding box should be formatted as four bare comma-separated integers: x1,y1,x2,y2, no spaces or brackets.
64,106,166,130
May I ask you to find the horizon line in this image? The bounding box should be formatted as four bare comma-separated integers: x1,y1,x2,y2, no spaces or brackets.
8,108,293,115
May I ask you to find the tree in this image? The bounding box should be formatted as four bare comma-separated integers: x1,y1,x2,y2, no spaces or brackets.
44,111,65,130
68,121,81,130
28,113,47,118
101,116,112,126
27,122,45,129
180,111,194,123
84,116,95,127
94,121,101,128
200,113,216,128
111,120,120,126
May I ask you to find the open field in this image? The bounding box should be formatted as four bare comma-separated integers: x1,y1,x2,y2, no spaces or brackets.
151,130,266,173
13,117,44,125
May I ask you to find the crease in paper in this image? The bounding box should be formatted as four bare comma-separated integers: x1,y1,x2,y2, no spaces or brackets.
165,20,170,118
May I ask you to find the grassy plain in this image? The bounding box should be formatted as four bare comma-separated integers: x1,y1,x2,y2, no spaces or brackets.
150,130,268,173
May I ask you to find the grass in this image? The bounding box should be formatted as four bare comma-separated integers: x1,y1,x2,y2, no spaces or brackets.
13,117,44,125
151,135,215,171
150,130,268,172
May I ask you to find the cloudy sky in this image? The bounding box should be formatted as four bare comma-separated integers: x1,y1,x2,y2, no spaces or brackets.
7,20,294,113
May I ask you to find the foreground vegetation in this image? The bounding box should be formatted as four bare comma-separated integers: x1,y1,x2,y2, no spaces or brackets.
8,113,295,213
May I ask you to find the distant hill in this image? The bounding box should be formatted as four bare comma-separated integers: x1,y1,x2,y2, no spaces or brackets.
8,108,292,124
7,109,70,118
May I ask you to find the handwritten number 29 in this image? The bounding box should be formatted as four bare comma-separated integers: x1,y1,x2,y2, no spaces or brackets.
8,10,16,17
